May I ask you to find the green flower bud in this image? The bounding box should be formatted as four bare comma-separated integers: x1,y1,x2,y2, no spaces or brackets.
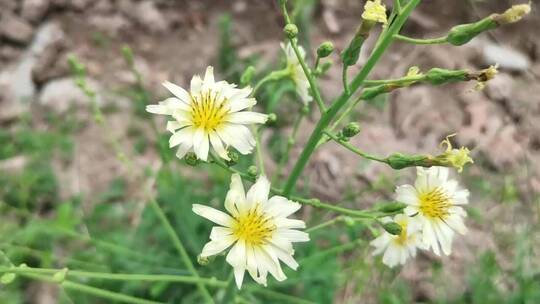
446,18,497,46
240,66,256,86
425,68,468,85
360,84,389,100
226,151,239,166
342,122,361,138
284,24,298,39
247,166,258,177
184,152,199,167
53,268,68,283
301,105,310,115
343,216,356,227
378,202,408,213
317,41,334,58
382,222,402,236
386,153,429,170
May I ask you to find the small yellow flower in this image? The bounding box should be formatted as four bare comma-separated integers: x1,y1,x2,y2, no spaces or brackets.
496,3,531,25
362,0,387,25
438,134,473,172
474,65,498,91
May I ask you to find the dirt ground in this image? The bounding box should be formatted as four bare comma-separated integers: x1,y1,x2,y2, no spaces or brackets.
1,0,539,302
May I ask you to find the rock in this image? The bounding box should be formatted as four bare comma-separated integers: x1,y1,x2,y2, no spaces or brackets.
0,13,34,44
0,23,67,122
133,1,169,34
0,156,28,173
38,77,103,113
484,125,528,170
483,43,530,72
88,14,131,36
30,23,68,85
91,0,113,13
484,72,513,102
0,45,23,62
21,0,50,23
0,0,18,12
68,0,90,11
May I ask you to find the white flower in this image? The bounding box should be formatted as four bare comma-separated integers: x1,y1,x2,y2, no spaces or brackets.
192,174,309,289
146,66,268,161
371,214,422,267
281,42,312,105
396,167,469,256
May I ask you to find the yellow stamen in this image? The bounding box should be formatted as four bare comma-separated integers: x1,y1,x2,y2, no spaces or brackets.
232,206,276,246
190,90,229,132
418,187,451,219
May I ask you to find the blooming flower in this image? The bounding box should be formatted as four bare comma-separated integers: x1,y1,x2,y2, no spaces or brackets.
371,214,422,267
281,42,312,105
146,66,268,161
396,167,469,256
192,174,309,289
362,0,387,25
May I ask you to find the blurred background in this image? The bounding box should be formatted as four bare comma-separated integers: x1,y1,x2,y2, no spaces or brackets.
1,0,539,303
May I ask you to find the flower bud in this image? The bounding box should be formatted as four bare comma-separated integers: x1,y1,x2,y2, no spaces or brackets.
446,18,497,46
378,202,408,213
425,68,468,85
382,222,402,236
1,273,16,285
226,151,239,166
317,41,334,58
267,113,277,124
343,216,356,227
240,66,256,86
385,153,429,170
284,24,298,39
247,165,258,177
184,152,199,167
301,105,310,115
53,268,68,283
342,122,361,138
493,4,531,25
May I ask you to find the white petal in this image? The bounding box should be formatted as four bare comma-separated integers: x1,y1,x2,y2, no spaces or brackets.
169,126,195,148
452,189,469,205
445,213,468,234
226,112,268,125
274,218,306,229
225,174,246,216
203,66,215,85
162,82,191,104
226,240,247,268
258,246,286,282
216,124,255,155
192,128,209,161
209,132,229,160
200,237,236,257
175,141,192,159
191,75,203,95
422,220,440,256
246,175,271,206
265,196,301,218
433,221,452,255
395,184,419,206
268,241,298,270
278,229,310,242
233,266,245,290
209,226,233,240
192,204,234,227
382,244,399,268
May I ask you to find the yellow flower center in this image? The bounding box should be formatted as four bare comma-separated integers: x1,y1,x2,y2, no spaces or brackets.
190,90,229,132
418,187,451,219
232,207,276,246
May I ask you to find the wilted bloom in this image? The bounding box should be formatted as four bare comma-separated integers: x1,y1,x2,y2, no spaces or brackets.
146,66,268,161
371,214,422,267
436,134,474,172
396,167,469,256
193,174,309,289
281,42,312,105
474,65,498,91
495,3,531,25
362,0,387,25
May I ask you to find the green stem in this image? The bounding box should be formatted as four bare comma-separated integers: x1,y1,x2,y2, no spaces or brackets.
323,130,388,163
219,271,237,304
394,0,402,13
342,66,350,95
288,39,326,112
244,286,315,304
251,69,289,96
21,273,163,304
255,128,266,176
0,266,225,287
314,56,321,71
306,216,344,233
394,34,447,45
282,0,421,196
148,198,215,303
364,74,425,86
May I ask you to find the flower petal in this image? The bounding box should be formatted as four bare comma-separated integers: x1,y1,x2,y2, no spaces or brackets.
192,128,209,161
226,112,268,125
216,124,255,155
209,132,229,160
200,237,236,257
192,204,234,227
162,82,191,104
246,175,271,207
169,126,195,148
225,174,246,216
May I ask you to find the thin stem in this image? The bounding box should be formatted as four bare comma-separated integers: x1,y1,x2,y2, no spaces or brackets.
251,70,288,96
342,66,350,95
306,216,344,233
0,266,226,287
394,0,402,13
21,273,163,304
219,271,237,304
255,127,266,176
288,39,327,112
148,198,215,303
364,74,425,86
314,56,321,71
394,34,447,45
323,130,388,163
282,0,421,195
244,286,315,304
